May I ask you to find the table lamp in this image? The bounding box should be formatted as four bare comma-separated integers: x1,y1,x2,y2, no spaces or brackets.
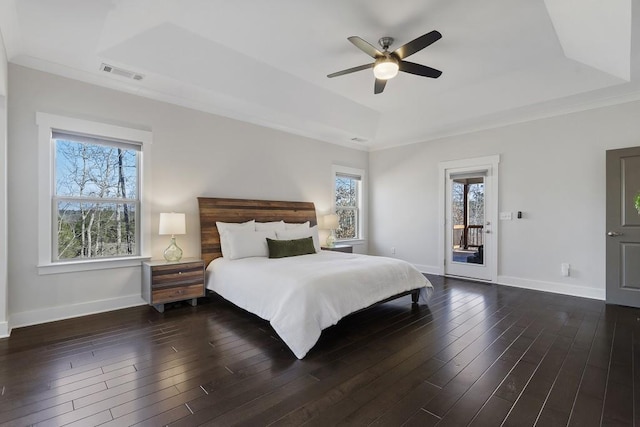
323,213,339,247
159,212,186,262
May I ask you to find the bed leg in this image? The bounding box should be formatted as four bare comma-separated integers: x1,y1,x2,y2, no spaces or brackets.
411,289,420,304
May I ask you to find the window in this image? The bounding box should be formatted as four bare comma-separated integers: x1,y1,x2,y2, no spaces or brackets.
37,113,152,274
53,131,140,260
332,166,365,241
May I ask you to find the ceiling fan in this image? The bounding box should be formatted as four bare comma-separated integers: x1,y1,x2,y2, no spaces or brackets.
327,30,443,94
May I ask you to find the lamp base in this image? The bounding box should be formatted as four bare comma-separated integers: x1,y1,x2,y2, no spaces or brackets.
326,233,336,248
163,236,183,262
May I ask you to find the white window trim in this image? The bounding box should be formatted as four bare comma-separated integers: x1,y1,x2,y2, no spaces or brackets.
332,165,366,243
36,113,152,275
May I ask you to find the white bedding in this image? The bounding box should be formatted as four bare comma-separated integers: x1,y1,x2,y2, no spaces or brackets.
205,251,433,359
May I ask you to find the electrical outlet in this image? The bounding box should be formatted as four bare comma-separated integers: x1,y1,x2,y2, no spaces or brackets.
391,247,396,255
561,263,570,277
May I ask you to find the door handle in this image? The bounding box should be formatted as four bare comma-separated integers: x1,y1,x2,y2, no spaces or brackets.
607,231,623,237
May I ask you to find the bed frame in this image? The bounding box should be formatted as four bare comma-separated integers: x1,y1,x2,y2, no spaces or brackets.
197,196,419,302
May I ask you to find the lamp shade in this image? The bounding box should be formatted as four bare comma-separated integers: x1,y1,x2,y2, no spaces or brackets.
323,213,339,230
159,212,186,235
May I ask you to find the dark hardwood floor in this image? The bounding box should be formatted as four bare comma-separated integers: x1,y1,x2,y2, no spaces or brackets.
0,275,636,426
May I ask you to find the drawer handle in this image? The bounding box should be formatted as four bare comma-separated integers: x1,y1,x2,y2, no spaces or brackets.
178,271,183,275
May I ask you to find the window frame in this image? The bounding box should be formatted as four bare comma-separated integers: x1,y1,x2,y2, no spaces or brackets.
52,131,141,261
37,113,152,274
332,165,366,244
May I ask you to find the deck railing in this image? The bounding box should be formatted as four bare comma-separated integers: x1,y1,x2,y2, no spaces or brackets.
453,224,484,249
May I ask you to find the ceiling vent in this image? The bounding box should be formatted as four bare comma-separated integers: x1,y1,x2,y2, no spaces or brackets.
100,63,144,81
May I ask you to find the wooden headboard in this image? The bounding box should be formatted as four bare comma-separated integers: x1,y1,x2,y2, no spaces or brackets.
198,197,318,266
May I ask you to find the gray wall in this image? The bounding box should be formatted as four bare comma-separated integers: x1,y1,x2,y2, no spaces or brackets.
369,101,640,299
7,65,368,328
0,31,7,335
8,59,637,329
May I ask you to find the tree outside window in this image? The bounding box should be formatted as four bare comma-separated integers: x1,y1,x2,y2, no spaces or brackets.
335,174,361,239
451,181,484,226
54,133,139,260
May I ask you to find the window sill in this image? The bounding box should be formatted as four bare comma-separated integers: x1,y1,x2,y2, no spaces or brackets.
38,256,151,275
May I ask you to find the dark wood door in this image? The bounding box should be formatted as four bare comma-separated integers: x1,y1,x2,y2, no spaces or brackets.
606,146,640,306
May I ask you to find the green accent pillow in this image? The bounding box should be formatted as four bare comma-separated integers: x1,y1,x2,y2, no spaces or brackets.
267,237,316,259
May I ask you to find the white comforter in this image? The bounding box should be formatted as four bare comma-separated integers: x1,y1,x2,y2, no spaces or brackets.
206,251,433,359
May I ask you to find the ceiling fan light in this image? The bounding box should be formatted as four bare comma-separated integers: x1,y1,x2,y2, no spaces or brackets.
373,59,399,80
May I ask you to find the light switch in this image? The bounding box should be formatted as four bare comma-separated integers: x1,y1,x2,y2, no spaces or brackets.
499,212,512,220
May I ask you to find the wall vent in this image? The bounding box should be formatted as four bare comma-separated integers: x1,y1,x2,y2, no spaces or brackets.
100,63,144,81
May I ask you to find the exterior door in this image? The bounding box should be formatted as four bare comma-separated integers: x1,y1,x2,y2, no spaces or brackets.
606,147,640,307
439,156,499,282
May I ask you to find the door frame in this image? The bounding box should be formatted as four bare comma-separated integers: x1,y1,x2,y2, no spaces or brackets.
438,155,500,282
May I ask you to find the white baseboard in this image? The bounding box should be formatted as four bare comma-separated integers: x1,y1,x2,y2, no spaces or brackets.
498,275,605,300
9,294,146,331
414,264,442,275
0,321,9,338
410,267,605,300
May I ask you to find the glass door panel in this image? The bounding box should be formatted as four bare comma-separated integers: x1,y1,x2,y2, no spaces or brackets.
450,177,485,265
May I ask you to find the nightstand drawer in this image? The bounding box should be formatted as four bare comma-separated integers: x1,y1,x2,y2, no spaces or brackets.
152,284,204,304
152,263,204,288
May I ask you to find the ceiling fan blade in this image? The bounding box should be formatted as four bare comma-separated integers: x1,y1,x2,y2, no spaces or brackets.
399,61,442,78
348,36,383,58
327,63,374,78
393,30,442,60
374,78,387,94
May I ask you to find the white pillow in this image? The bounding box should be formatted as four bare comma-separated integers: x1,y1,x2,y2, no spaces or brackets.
255,221,286,232
216,220,255,256
276,225,321,253
284,221,310,230
223,230,276,260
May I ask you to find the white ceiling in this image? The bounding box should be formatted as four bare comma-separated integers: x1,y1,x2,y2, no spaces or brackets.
1,0,639,150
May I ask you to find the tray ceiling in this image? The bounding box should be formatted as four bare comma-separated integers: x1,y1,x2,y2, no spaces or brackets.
1,0,638,150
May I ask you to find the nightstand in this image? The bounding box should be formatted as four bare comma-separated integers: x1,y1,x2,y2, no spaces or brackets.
142,258,205,313
321,244,353,253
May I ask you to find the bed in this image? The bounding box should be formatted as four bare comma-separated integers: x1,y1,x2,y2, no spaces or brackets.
198,197,433,359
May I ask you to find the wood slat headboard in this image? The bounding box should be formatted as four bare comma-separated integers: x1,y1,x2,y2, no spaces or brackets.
198,197,318,267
